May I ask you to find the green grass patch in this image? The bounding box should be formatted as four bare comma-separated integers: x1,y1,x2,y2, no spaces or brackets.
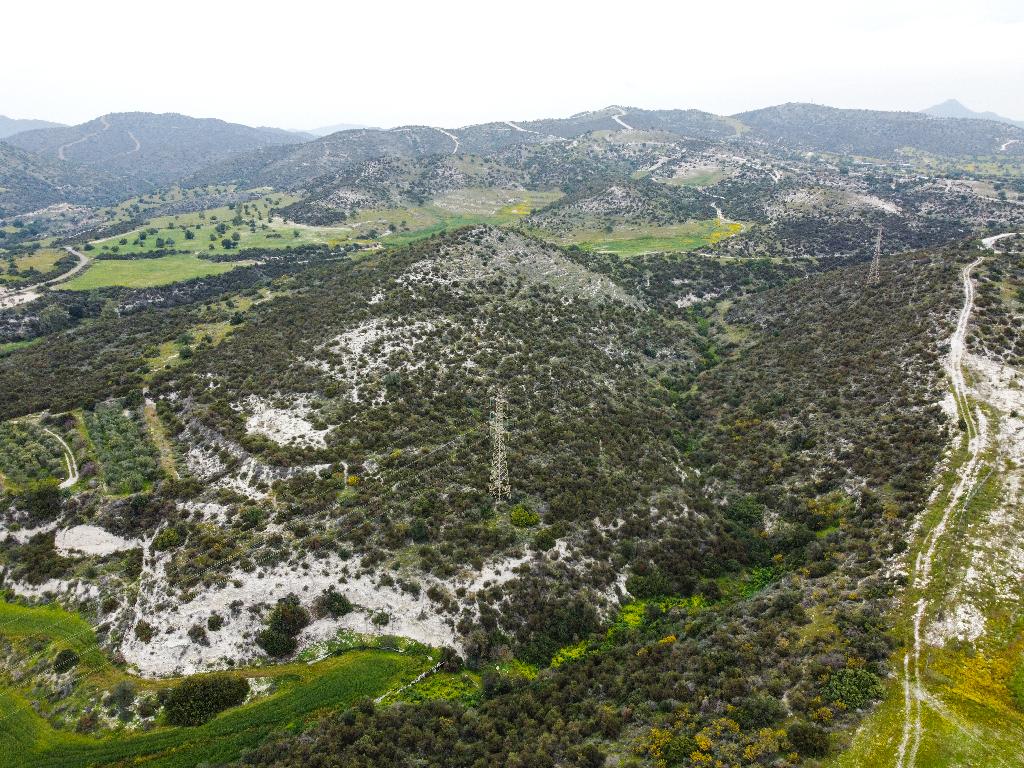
0,601,433,768
0,248,67,283
0,650,423,768
0,338,42,358
63,253,243,290
547,219,743,256
392,671,481,706
658,168,729,187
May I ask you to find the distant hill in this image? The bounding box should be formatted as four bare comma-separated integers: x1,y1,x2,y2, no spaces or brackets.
734,102,1024,157
0,115,65,139
190,106,740,190
5,112,308,193
922,99,1024,130
0,142,118,217
306,123,372,136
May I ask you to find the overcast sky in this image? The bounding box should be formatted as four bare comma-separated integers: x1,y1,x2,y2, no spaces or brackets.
3,0,1022,130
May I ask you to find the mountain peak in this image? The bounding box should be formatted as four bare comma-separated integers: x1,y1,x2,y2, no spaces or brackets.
922,99,1024,129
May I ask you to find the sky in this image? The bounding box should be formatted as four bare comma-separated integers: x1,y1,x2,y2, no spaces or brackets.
3,0,1022,131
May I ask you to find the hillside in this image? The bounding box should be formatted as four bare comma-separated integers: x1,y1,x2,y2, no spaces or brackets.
1,94,1024,768
735,102,1024,157
0,115,64,139
5,113,305,192
0,142,117,217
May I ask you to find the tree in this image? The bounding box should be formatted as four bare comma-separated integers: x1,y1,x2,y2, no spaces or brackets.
164,674,249,726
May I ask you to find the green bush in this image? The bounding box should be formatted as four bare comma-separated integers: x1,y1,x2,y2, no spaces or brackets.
823,667,883,710
787,721,830,757
255,628,297,658
53,649,79,672
152,526,183,551
315,587,354,618
531,527,557,551
736,693,787,728
510,503,540,528
163,674,249,726
255,594,310,658
134,619,155,643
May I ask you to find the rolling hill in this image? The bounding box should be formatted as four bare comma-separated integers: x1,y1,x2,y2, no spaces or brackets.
0,115,65,139
735,102,1024,157
5,112,307,192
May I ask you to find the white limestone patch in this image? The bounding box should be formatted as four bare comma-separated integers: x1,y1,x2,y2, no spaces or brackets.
0,519,58,543
851,193,902,215
965,353,1024,463
306,317,436,403
55,525,140,557
6,577,100,601
120,552,463,677
239,394,329,449
925,601,986,645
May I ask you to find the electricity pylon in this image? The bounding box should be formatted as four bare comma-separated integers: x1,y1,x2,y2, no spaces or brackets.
489,389,510,501
869,226,883,284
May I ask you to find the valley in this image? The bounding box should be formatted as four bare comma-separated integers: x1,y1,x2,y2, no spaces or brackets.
0,96,1023,768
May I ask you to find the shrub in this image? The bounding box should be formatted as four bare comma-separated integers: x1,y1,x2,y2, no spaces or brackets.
255,594,310,658
255,628,297,658
208,613,224,631
787,721,830,757
188,624,209,645
104,681,137,711
14,480,64,523
531,527,557,551
315,587,354,618
266,594,310,636
736,693,787,728
134,619,155,643
53,649,79,672
823,667,883,710
510,503,540,528
163,674,249,726
152,526,182,551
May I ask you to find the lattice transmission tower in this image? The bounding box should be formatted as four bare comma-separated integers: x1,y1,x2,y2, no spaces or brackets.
869,226,883,284
489,389,510,501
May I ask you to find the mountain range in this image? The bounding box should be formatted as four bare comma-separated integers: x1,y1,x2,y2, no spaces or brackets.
922,98,1024,129
0,114,65,139
2,102,1023,219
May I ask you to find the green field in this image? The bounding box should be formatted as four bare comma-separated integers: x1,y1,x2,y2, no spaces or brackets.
0,249,67,283
87,188,564,259
63,253,244,290
0,601,432,768
89,194,350,257
543,219,743,256
657,168,729,187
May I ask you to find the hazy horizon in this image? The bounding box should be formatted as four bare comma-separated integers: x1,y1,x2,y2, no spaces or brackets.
2,96,1022,134
3,0,1022,130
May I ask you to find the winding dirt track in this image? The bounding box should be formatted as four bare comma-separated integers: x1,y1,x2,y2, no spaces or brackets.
43,428,79,489
611,108,633,131
895,239,1018,768
57,115,110,161
433,127,460,154
0,247,89,309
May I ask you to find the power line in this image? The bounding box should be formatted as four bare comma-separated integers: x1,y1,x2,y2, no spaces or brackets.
489,388,510,501
869,226,883,284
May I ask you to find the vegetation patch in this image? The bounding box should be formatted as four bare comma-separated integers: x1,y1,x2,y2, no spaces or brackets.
63,253,242,290
551,219,743,256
